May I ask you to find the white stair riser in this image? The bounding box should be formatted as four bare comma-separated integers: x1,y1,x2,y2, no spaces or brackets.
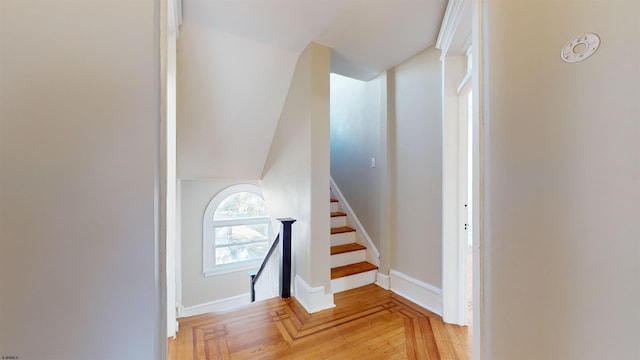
330,249,366,268
330,269,377,293
331,231,355,246
330,216,347,228
330,202,339,212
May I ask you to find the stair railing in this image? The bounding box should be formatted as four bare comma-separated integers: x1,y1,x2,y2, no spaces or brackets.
250,218,296,302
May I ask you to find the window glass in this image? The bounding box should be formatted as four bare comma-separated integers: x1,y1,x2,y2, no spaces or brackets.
213,192,268,221
203,185,272,275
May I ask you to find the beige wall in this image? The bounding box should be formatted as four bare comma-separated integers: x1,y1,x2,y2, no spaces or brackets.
261,43,332,292
389,47,443,287
179,179,261,307
330,73,383,250
0,1,162,358
485,1,640,359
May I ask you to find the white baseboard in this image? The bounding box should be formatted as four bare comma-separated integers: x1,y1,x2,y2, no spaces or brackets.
294,275,335,313
376,272,390,290
390,270,442,316
179,293,251,318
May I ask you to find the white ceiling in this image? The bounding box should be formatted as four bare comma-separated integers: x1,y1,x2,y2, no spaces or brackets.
183,0,447,80
177,0,448,179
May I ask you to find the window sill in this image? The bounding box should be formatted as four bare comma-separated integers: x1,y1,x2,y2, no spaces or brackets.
203,260,260,277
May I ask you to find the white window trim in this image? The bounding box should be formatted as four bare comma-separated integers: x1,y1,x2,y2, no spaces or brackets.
203,184,273,276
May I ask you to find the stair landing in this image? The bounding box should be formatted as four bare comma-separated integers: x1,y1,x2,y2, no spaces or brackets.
170,285,471,359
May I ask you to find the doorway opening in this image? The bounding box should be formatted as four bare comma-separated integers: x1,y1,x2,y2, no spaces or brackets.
442,41,474,329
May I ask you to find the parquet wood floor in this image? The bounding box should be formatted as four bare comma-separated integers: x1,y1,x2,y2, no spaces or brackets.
169,284,471,360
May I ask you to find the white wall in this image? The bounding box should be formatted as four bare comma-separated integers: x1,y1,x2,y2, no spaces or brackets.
484,1,640,359
261,43,333,312
175,7,300,311
179,179,261,307
389,47,443,287
176,17,297,179
330,73,382,250
0,1,162,359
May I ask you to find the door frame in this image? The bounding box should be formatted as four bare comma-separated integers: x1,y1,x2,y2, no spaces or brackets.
437,0,474,327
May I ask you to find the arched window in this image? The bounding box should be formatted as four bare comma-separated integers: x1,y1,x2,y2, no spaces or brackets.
203,184,272,276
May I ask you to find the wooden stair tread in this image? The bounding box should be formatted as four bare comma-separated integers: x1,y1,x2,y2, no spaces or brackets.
331,211,346,217
331,262,378,280
331,226,355,234
330,198,338,203
331,243,366,255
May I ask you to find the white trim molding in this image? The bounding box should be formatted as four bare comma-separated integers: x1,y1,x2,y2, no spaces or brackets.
179,293,251,318
436,0,470,58
376,272,390,290
294,275,335,314
441,52,472,327
390,270,443,316
168,0,183,37
329,177,380,266
438,0,475,330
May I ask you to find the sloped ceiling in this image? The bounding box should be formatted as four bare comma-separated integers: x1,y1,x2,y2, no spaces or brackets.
177,0,447,179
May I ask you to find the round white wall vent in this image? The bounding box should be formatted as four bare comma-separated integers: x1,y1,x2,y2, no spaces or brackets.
561,33,600,63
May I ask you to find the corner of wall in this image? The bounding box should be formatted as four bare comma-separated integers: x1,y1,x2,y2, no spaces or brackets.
375,273,390,290
390,270,442,316
260,41,332,297
294,275,335,313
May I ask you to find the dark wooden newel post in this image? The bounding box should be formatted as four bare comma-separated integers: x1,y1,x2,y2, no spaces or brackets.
278,218,296,299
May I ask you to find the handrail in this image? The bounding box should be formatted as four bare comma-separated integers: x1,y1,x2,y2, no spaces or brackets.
250,218,296,302
250,233,280,300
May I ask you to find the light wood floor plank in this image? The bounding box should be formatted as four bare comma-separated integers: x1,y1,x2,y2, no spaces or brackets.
167,337,177,360
431,318,466,360
174,323,194,360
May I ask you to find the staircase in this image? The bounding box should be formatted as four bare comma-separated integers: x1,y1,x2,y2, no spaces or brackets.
329,195,378,293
